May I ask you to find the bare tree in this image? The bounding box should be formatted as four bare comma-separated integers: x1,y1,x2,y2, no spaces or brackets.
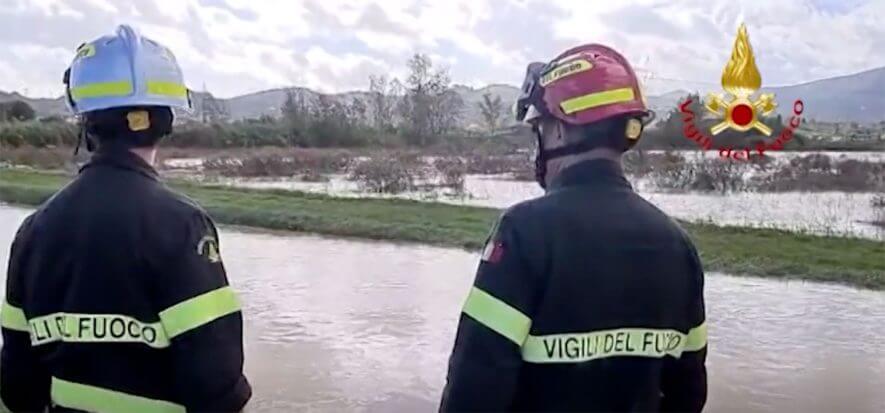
281,89,309,144
200,93,229,123
399,53,463,145
368,75,394,131
478,92,504,133
430,88,463,136
349,97,367,126
404,53,434,145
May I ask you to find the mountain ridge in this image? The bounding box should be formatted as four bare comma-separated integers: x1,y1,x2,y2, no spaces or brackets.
3,66,884,124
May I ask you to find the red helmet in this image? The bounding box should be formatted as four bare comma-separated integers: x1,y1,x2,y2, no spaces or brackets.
516,44,649,126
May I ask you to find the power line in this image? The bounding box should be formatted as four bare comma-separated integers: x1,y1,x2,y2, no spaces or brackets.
633,68,721,86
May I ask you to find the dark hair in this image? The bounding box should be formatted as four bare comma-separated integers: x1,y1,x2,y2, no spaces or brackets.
83,106,174,149
561,114,641,153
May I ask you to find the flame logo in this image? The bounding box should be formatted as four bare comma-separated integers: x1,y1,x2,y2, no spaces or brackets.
721,24,761,97
705,24,776,136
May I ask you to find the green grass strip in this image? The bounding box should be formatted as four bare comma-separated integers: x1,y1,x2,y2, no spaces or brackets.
1,168,883,290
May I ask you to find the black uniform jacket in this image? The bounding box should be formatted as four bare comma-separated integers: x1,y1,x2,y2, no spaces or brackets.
441,159,707,412
1,145,251,412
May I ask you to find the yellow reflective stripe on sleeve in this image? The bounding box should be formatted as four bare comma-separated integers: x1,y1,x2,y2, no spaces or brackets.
684,321,707,352
522,327,697,364
559,87,636,115
70,81,134,100
27,313,169,349
462,287,531,346
160,286,240,339
146,81,188,98
52,377,185,413
1,300,29,332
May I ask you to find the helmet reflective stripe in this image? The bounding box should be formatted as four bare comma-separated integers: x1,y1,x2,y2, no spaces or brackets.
70,81,133,100
559,87,635,115
66,25,190,114
146,81,188,98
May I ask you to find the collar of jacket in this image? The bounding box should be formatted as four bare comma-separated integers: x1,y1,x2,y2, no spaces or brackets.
547,158,633,192
80,144,160,182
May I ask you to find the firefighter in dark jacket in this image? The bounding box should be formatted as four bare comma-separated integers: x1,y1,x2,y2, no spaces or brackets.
0,25,251,412
440,44,707,412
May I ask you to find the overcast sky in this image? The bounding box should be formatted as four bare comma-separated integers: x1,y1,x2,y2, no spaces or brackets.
2,0,884,98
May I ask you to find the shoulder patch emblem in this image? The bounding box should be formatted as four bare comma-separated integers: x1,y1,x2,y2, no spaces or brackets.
481,239,505,263
197,235,221,263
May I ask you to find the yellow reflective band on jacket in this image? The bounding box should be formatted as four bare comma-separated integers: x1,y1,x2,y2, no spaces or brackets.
27,313,170,349
70,81,134,100
522,323,708,363
462,287,531,346
51,377,185,413
1,300,29,332
146,81,188,98
559,87,635,115
160,286,240,339
684,321,707,352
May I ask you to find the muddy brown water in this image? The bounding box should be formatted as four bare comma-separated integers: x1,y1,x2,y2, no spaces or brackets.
1,205,883,412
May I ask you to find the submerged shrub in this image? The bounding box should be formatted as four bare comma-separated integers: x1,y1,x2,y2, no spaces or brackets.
0,145,79,170
758,156,885,192
202,150,352,177
789,153,831,171
647,153,749,194
464,154,528,175
348,155,418,194
433,157,467,193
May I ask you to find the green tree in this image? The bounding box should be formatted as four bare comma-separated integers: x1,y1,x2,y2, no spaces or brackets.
0,101,36,122
281,89,309,145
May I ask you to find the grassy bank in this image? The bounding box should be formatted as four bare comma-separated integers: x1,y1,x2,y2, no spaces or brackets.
1,168,883,290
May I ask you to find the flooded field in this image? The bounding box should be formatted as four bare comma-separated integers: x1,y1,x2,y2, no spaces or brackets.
2,205,884,412
212,174,884,241
158,150,885,241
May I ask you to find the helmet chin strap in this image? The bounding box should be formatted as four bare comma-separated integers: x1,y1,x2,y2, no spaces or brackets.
533,126,548,189
534,130,608,190
533,117,646,189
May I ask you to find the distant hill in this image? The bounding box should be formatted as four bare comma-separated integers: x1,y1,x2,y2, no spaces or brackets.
763,66,885,123
5,66,885,123
0,91,67,118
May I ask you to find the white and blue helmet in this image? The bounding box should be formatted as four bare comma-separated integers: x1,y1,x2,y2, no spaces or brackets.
65,25,191,114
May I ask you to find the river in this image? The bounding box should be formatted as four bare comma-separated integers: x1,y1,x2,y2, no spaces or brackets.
1,205,884,412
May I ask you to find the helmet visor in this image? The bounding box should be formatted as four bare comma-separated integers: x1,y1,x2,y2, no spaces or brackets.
514,62,548,123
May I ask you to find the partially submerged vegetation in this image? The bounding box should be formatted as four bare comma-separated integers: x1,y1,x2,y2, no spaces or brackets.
1,168,883,290
874,195,885,229
4,146,884,197
623,151,885,194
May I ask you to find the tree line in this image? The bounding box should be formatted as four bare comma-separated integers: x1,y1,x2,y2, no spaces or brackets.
2,52,516,149
277,53,470,147
172,53,508,148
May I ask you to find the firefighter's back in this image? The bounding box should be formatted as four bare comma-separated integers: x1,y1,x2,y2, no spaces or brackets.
16,156,205,408
510,168,706,411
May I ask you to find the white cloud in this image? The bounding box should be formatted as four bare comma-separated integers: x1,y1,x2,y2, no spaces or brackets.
1,0,883,99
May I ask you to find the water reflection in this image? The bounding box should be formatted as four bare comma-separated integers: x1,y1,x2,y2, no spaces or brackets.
1,205,883,412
